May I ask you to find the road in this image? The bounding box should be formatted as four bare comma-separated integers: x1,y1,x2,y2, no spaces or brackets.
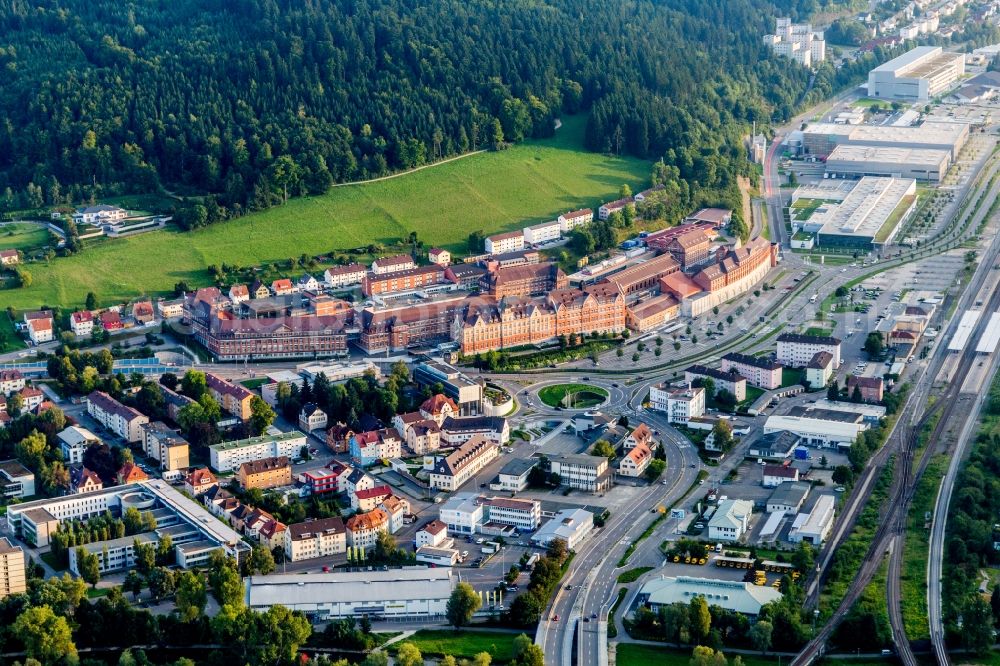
536,409,701,666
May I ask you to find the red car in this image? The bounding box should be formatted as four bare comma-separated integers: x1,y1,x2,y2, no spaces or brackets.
552,614,559,622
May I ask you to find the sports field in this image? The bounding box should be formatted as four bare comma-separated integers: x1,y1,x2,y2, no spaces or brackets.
4,115,649,310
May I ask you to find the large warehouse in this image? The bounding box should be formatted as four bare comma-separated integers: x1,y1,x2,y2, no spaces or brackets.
244,568,456,620
797,177,917,250
801,121,968,159
867,46,965,101
825,145,950,183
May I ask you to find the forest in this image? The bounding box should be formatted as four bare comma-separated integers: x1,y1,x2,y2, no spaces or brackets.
0,0,859,226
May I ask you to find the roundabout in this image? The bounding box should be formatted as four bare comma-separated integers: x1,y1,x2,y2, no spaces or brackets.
536,383,609,409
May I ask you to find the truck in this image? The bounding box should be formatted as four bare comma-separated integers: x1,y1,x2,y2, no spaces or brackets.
481,541,500,555
524,553,541,570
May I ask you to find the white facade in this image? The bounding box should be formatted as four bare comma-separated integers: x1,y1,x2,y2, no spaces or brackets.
284,518,347,562
481,497,541,531
209,431,308,472
557,209,594,232
415,545,459,566
763,414,868,448
484,232,525,255
776,334,841,368
789,494,836,545
324,264,367,288
58,426,100,465
522,220,561,245
0,371,26,395
439,494,483,535
868,46,965,101
764,18,826,68
531,508,594,549
245,569,456,620
708,499,753,542
650,384,706,424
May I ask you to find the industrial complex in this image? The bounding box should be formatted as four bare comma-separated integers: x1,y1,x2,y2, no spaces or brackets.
867,46,966,101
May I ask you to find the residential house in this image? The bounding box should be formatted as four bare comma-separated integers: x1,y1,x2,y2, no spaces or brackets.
349,428,403,466
0,538,26,598
343,468,375,498
131,300,155,325
157,299,185,318
117,462,149,485
346,509,389,550
18,387,43,412
491,458,536,493
708,499,753,542
484,231,525,255
805,351,834,388
428,435,499,491
379,495,409,533
420,394,459,426
324,263,367,289
73,205,127,226
185,468,218,497
297,274,320,293
299,403,328,432
428,248,451,266
251,280,271,299
762,464,800,488
24,311,54,344
229,284,250,305
440,415,510,446
87,391,148,443
416,520,449,548
776,333,842,369
206,373,254,421
721,353,783,390
271,279,294,295
284,517,347,562
57,426,100,465
325,422,353,454
237,456,292,490
70,311,95,337
68,465,103,494
557,209,594,232
684,365,747,402
622,423,655,450
141,422,190,472
846,375,884,403
258,519,287,551
598,197,634,220
371,254,416,275
352,485,393,512
618,442,653,478
0,370,25,395
405,419,442,455
99,310,123,332
0,249,20,265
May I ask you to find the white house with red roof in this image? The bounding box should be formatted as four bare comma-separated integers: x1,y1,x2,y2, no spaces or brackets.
229,284,250,305
70,311,95,337
428,248,451,266
419,394,459,426
0,249,19,265
23,311,54,344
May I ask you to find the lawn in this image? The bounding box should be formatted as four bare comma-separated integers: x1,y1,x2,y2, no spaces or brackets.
741,385,765,406
617,566,655,583
537,383,609,409
781,367,804,388
392,629,519,662
0,223,52,253
0,311,26,351
4,114,650,310
615,644,781,666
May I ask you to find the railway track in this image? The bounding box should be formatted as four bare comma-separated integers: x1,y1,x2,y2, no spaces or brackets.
793,171,1000,666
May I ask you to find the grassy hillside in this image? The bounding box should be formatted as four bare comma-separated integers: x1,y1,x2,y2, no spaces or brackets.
5,116,648,310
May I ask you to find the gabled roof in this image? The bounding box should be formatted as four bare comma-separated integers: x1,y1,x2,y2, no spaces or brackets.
354,485,392,500
346,508,388,532
419,519,447,536
239,456,290,476
187,468,217,487
118,462,149,484
420,394,458,416
288,516,344,541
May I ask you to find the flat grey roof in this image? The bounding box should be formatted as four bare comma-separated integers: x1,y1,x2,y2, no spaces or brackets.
245,568,455,607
